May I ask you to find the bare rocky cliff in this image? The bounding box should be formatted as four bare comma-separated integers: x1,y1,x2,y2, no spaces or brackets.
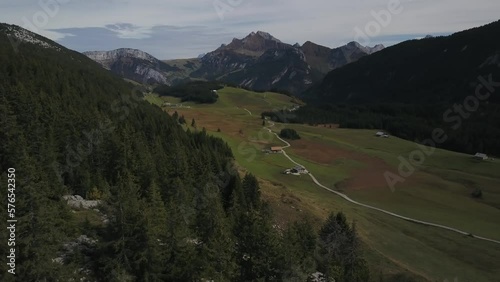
83,48,179,85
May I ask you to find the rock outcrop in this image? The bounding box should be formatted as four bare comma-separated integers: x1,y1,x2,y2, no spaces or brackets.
3,24,61,51
83,48,179,85
62,195,101,209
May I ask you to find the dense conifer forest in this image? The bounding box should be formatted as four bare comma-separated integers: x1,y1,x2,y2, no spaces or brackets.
263,102,500,155
154,81,223,104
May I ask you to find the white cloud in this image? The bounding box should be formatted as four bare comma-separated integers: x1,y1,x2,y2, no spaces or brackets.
105,23,153,39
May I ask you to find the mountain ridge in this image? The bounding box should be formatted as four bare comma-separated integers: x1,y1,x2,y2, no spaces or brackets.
190,31,383,93
2,23,63,51
83,48,181,85
83,31,383,94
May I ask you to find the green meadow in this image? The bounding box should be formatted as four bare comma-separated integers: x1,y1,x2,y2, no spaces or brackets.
152,87,500,281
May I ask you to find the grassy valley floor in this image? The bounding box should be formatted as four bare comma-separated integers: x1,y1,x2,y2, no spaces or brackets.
147,87,500,281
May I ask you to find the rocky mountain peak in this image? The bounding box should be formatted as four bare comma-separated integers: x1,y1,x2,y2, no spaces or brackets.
343,41,385,54
301,41,331,52
84,48,157,64
216,31,289,57
255,31,281,42
346,41,363,49
83,48,173,85
369,44,385,53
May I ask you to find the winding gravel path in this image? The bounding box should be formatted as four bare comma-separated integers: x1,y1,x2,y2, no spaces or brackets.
243,108,252,116
264,122,500,245
236,107,253,116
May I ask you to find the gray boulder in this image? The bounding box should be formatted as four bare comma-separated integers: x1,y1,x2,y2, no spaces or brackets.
62,195,101,209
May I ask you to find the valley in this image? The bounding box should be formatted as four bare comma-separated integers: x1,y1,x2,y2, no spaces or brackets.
148,87,500,281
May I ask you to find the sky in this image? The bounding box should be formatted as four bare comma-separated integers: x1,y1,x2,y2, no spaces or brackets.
0,0,499,59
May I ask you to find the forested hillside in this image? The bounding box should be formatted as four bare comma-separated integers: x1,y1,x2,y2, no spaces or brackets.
0,24,369,281
306,20,500,104
296,20,500,155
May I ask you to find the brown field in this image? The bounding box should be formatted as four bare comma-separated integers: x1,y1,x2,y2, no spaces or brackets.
168,109,248,137
290,138,394,191
314,123,340,129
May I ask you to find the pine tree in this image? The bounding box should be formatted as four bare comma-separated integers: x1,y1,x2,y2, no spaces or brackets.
142,181,169,281
343,222,370,282
317,212,347,281
317,212,369,282
179,115,186,124
234,209,285,281
192,182,237,280
163,198,197,281
98,171,146,281
282,220,317,280
13,146,76,280
242,174,261,209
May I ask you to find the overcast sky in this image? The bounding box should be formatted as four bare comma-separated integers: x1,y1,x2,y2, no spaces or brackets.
1,0,499,59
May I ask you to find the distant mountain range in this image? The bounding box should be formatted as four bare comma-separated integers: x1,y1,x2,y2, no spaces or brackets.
83,31,384,94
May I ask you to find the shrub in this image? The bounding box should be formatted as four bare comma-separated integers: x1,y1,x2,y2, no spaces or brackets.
471,188,483,199
279,128,301,140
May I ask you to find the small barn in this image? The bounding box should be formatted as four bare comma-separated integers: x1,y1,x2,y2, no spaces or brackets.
270,146,283,153
474,153,488,160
